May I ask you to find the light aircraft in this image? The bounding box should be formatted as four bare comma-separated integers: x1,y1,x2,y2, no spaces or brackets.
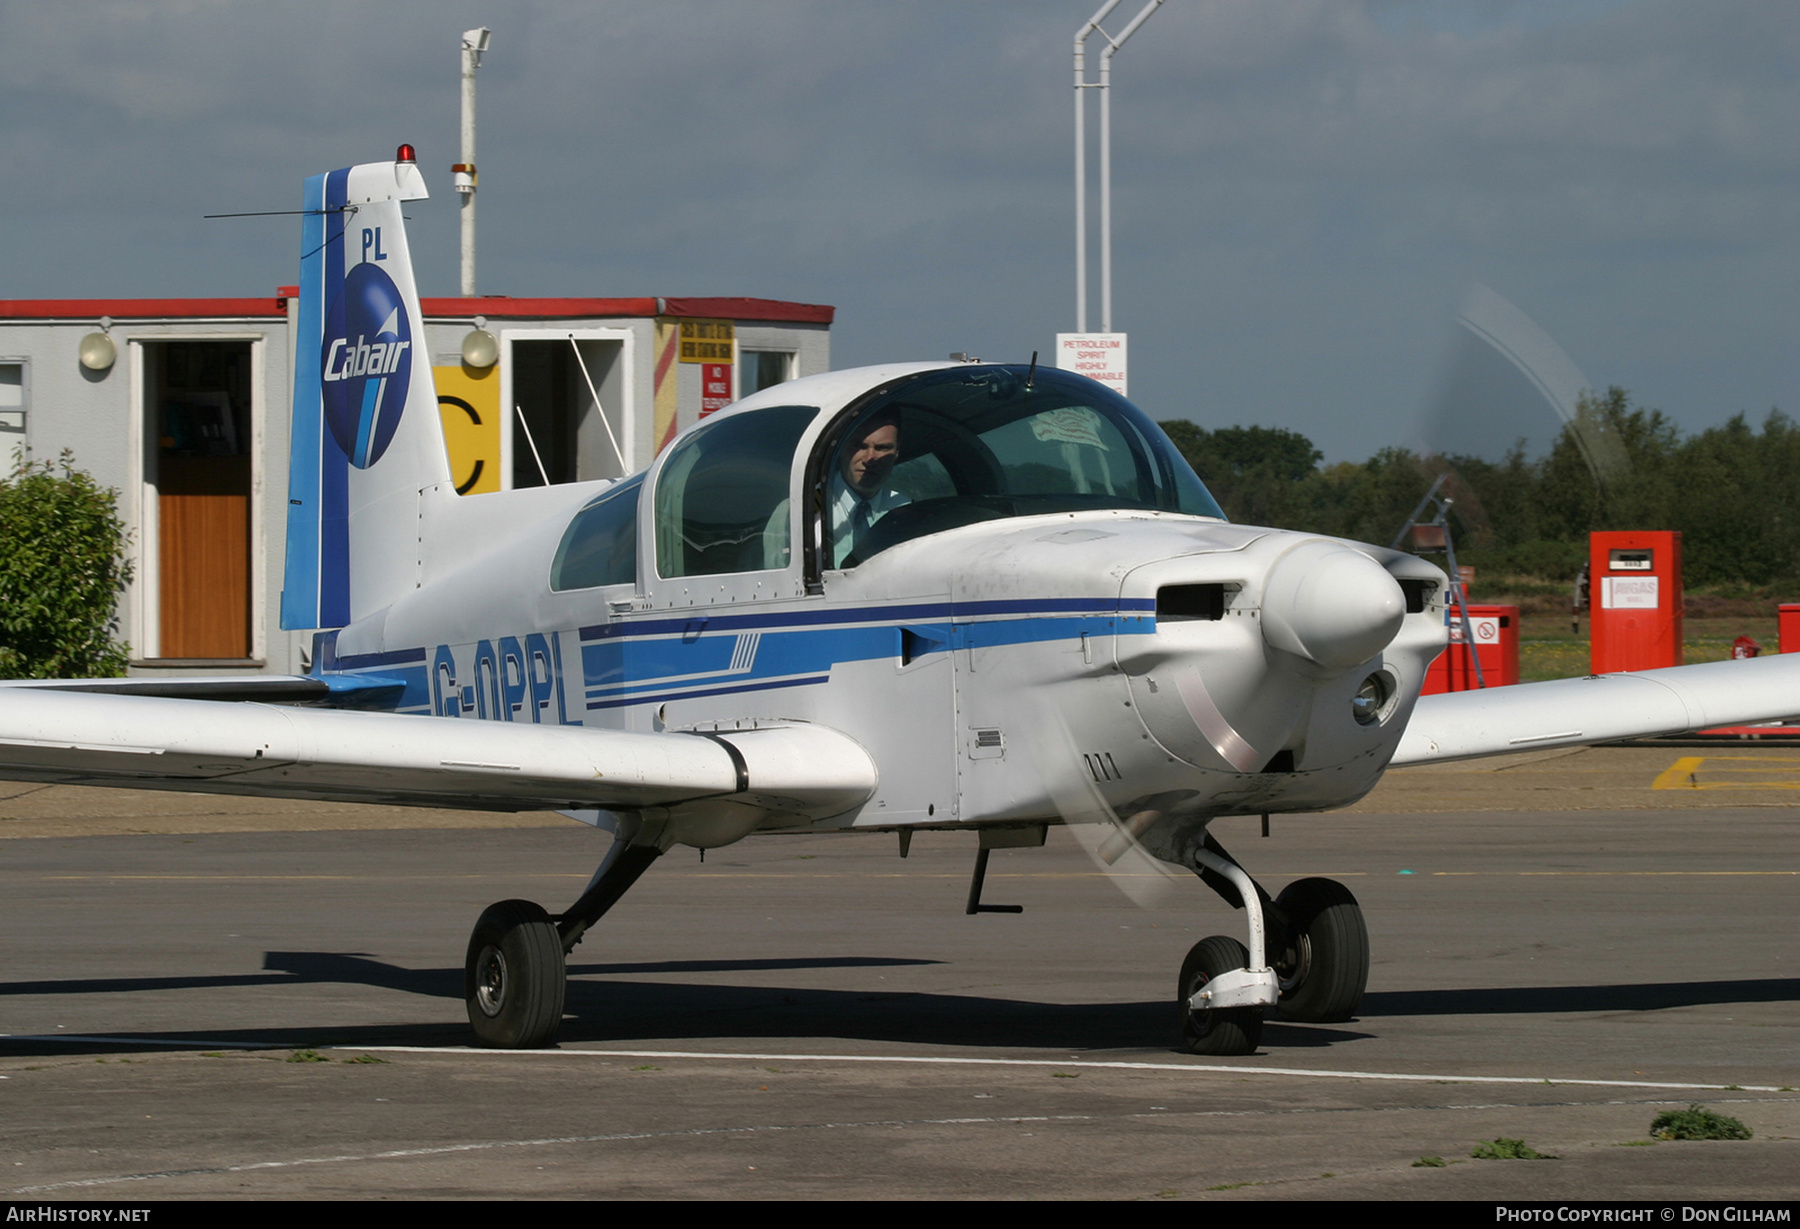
6,149,1799,1055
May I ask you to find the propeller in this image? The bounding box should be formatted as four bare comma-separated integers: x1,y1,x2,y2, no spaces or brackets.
1020,697,1186,908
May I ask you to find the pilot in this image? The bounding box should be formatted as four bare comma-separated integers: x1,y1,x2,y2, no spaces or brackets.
829,411,909,566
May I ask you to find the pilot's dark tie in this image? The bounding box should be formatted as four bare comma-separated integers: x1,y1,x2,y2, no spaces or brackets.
851,498,873,555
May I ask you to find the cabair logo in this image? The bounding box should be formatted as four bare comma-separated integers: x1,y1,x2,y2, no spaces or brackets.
321,261,413,469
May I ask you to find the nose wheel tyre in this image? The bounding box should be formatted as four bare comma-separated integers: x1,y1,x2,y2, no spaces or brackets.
1272,877,1368,1023
465,899,567,1048
1178,935,1262,1056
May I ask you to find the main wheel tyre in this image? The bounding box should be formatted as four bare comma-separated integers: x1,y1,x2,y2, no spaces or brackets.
1177,935,1262,1056
465,899,567,1048
1272,877,1369,1023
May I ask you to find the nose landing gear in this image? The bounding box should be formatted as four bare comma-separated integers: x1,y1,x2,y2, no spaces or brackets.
1178,834,1369,1055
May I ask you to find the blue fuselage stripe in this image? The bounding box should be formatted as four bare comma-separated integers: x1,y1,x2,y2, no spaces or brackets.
320,603,1155,719
576,597,1154,641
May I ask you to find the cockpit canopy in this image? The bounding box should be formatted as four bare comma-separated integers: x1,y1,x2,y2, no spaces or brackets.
550,364,1224,592
820,364,1223,569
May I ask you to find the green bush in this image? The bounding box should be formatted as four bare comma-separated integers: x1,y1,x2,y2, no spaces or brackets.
1649,1104,1751,1141
1470,1137,1554,1160
0,450,132,678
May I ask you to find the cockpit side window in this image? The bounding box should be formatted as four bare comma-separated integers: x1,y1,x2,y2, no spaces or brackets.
654,405,819,578
550,475,642,592
817,367,1224,570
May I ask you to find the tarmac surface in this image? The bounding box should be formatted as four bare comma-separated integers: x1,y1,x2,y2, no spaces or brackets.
2,745,1797,1200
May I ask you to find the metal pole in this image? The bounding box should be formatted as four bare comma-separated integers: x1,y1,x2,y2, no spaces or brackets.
1074,2,1122,335
1098,0,1162,334
458,28,490,297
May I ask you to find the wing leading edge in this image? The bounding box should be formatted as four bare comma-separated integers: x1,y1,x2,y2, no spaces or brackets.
1393,654,1800,766
0,690,876,823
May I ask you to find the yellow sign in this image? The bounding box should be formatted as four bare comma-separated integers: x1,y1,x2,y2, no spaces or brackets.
435,364,501,495
678,318,734,363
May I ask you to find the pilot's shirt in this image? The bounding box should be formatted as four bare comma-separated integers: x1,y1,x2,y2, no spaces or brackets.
828,475,910,567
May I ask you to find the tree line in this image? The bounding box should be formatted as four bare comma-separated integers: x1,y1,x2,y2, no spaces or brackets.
1160,389,1799,589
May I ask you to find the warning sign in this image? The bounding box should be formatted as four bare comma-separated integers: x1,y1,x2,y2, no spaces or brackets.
679,319,735,363
1054,332,1127,396
1448,615,1500,644
700,362,733,418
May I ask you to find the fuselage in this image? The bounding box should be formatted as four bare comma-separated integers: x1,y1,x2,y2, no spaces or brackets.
321,362,1449,852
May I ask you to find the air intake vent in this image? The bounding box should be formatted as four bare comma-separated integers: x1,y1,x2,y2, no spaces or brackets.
1157,583,1225,622
1397,579,1433,614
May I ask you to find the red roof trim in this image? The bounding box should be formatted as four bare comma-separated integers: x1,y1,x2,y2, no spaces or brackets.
0,293,836,326
0,297,287,320
421,295,834,324
660,297,834,324
420,296,660,319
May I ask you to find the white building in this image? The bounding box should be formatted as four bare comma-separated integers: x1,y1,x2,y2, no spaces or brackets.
0,291,831,676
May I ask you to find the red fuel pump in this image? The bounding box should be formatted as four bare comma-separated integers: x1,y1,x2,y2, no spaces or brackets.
1422,603,1520,694
1589,531,1683,673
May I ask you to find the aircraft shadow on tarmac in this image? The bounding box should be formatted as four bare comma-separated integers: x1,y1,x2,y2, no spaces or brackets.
3,953,1795,1057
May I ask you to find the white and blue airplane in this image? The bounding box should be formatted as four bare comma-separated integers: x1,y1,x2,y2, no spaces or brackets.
6,150,1799,1054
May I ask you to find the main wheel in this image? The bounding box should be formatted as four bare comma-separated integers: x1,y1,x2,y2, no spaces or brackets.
465,899,567,1048
1272,877,1369,1023
1177,935,1262,1055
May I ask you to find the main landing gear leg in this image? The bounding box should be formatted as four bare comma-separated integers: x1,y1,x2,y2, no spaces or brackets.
464,816,665,1049
1176,833,1370,1056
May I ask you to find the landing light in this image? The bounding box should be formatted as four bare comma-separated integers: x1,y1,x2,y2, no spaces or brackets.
1352,672,1391,726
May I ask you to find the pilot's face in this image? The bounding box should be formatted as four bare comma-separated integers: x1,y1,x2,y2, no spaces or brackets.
843,423,899,495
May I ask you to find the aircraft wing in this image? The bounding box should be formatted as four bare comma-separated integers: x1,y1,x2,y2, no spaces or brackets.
1392,655,1800,766
0,689,876,819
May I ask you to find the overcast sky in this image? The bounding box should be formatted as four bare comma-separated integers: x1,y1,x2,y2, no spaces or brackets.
1,0,1792,461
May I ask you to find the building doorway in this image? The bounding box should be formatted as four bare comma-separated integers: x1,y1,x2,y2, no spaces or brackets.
504,332,632,488
143,341,253,659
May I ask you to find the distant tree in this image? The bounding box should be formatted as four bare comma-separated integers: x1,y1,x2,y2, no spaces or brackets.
1159,421,1323,526
1158,390,1794,588
0,451,132,678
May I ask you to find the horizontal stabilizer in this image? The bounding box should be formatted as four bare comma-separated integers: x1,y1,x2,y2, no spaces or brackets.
1392,655,1800,766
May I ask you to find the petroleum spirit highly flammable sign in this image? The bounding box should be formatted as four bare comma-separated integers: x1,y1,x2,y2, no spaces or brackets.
1055,333,1127,397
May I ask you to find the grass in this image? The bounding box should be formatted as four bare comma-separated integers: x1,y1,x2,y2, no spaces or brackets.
286,1049,329,1063
1504,616,1783,682
1471,1137,1555,1160
1649,1104,1751,1141
1412,1155,1448,1168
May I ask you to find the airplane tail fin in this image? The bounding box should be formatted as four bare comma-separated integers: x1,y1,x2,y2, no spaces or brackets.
281,147,453,632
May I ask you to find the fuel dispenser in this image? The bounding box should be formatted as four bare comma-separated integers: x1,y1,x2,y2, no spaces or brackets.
1422,603,1520,694
1589,531,1683,673
1778,605,1800,655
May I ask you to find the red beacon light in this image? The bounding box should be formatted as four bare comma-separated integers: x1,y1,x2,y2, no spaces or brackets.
395,143,417,164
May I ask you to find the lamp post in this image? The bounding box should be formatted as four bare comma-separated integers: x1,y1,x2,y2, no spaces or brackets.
455,27,492,297
1072,0,1161,333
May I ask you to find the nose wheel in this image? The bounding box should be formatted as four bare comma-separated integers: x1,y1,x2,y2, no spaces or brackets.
1178,935,1263,1055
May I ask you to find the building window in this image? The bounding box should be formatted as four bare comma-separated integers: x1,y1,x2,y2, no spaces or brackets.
740,350,794,396
0,362,24,438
